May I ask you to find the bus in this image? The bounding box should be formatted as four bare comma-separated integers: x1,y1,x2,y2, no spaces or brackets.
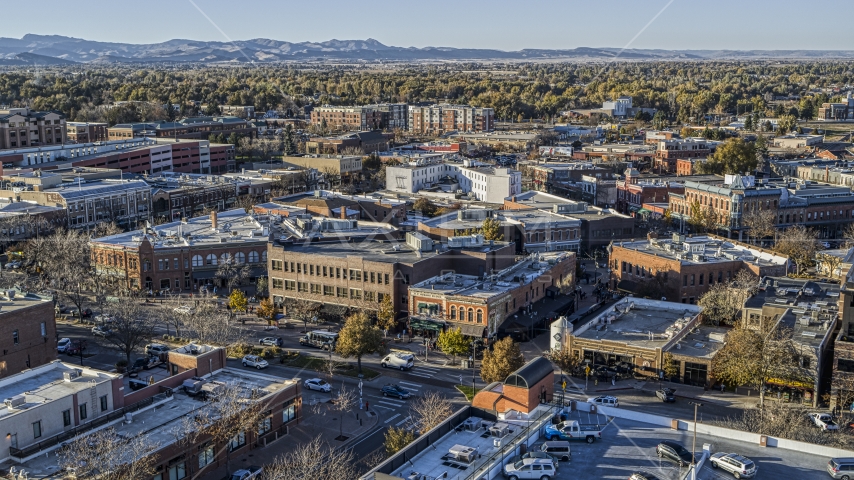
299,330,339,351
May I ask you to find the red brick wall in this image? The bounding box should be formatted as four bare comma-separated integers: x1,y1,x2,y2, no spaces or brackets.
0,301,57,379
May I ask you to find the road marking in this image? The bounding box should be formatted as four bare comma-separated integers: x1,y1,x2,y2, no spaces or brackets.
408,372,433,378
395,416,411,427
375,398,406,407
372,405,394,411
398,381,422,388
384,413,401,424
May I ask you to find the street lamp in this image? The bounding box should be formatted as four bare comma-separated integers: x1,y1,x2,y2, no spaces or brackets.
689,401,703,480
471,342,478,402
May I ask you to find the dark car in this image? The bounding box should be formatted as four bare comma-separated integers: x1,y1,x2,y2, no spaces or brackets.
381,384,411,399
259,337,283,347
655,388,676,402
66,339,86,356
656,440,694,467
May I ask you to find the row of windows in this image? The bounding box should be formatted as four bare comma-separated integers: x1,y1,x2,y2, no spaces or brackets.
272,278,384,302
274,261,389,284
140,251,267,271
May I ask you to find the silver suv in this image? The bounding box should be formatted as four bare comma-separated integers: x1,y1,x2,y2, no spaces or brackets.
502,457,557,480
710,452,757,478
828,458,854,480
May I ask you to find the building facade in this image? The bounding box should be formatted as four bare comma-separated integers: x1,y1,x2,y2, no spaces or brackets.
408,104,494,134
0,108,66,151
310,104,408,131
0,290,57,379
65,122,108,144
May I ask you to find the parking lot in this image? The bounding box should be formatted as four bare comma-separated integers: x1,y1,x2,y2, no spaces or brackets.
537,412,830,479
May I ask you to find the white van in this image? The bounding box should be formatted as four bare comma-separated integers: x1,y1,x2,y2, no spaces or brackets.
381,352,415,370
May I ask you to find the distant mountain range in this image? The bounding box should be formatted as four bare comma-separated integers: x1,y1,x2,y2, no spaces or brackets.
1,34,854,65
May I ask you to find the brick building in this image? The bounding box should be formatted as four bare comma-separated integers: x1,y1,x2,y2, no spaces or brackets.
65,122,108,144
615,168,684,215
268,230,517,324
310,104,408,131
305,131,394,155
107,117,255,141
609,234,788,303
472,357,555,414
268,190,408,224
408,251,575,339
0,107,66,150
676,158,706,176
0,290,56,379
91,209,269,293
408,104,494,134
654,139,712,173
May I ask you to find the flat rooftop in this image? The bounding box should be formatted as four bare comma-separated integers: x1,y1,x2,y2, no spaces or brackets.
273,239,442,264
0,362,118,421
0,289,54,314
273,215,397,241
575,298,702,350
617,235,788,267
92,208,269,248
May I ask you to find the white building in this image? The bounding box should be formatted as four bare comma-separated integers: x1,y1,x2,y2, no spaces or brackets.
602,96,633,117
386,158,521,203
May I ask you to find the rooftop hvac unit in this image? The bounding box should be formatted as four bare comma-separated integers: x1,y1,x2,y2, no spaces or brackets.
4,395,26,409
63,369,81,382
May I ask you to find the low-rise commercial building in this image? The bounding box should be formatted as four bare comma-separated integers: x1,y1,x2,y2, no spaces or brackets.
91,209,269,293
610,234,788,303
654,138,713,173
65,122,108,144
616,168,684,215
107,116,255,141
304,131,393,154
269,190,408,224
386,158,521,203
0,290,57,380
281,154,362,182
773,134,824,149
0,107,66,151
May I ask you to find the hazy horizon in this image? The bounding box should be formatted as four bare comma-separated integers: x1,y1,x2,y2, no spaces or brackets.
4,0,854,52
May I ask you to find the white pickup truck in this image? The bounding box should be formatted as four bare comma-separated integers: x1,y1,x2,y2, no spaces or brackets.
542,420,604,444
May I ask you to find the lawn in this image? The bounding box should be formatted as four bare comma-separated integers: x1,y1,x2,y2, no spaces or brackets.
281,354,380,380
455,384,481,401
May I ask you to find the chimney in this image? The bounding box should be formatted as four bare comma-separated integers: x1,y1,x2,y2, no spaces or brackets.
211,210,218,230
340,207,347,219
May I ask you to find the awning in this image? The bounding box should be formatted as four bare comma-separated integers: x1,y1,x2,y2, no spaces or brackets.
629,206,640,212
616,279,637,293
448,323,487,338
637,208,651,215
409,318,444,332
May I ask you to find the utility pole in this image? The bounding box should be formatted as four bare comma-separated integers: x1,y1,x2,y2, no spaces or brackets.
689,401,703,480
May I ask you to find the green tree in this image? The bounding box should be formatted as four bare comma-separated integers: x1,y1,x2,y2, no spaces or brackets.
283,124,297,155
375,295,396,334
662,352,679,380
480,337,525,383
698,137,757,175
744,115,754,132
652,111,668,130
228,290,248,313
547,347,579,373
481,217,504,241
384,427,415,456
437,327,470,365
257,297,276,324
336,312,384,373
412,197,438,217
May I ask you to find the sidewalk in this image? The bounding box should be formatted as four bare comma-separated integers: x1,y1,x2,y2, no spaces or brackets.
199,399,379,479
581,378,763,409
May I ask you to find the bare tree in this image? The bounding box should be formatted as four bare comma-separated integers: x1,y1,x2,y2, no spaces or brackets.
58,427,159,480
261,437,358,480
697,269,758,326
333,385,357,439
741,209,777,246
32,229,92,315
101,297,159,362
180,300,240,346
714,402,852,449
215,258,251,293
817,253,844,279
409,391,453,434
775,225,817,274
235,194,256,213
842,223,854,249
283,298,322,331
91,220,124,238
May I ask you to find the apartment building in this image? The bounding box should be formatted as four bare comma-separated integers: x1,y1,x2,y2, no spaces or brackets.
91,209,269,293
669,174,854,240
0,290,57,380
65,122,108,143
310,104,408,131
609,234,788,304
408,104,494,134
304,131,393,155
0,107,66,151
281,154,362,181
408,251,575,339
654,138,713,173
818,95,854,120
220,105,256,118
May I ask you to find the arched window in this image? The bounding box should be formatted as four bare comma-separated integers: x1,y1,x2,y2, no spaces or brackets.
192,255,203,267
248,251,259,263
261,251,268,262
234,252,246,264
206,254,217,266
220,253,231,264
450,306,456,320
143,260,150,272
467,308,473,322
476,310,483,323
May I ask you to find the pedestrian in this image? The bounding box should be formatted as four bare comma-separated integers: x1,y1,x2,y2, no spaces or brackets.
365,401,369,412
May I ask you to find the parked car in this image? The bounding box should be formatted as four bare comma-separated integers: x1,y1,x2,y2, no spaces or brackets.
655,388,675,402
259,337,283,347
381,352,414,370
808,412,839,430
827,457,854,479
229,466,263,480
502,457,557,480
57,337,72,353
79,308,93,319
173,305,195,315
542,420,603,443
304,378,331,392
381,384,411,399
242,355,269,369
709,452,757,478
65,340,85,356
91,325,111,337
507,451,555,465
629,473,662,480
587,395,619,407
131,356,162,371
656,440,694,467
145,343,170,356
93,314,114,324
538,441,571,461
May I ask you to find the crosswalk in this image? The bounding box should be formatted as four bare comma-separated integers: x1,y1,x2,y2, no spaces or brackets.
409,365,441,379
371,381,422,412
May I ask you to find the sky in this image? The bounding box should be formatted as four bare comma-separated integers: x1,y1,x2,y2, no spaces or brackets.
4,0,854,51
